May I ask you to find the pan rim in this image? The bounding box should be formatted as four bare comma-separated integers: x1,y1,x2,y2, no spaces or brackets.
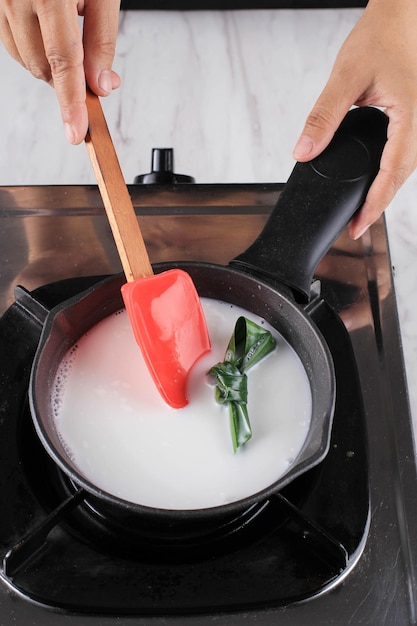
29,267,335,521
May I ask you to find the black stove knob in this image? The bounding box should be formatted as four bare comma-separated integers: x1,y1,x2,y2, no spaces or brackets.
134,148,195,184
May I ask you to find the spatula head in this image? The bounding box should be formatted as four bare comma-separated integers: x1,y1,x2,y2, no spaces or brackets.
121,269,211,409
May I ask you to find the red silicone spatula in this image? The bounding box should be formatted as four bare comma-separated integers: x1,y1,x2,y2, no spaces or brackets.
85,90,211,408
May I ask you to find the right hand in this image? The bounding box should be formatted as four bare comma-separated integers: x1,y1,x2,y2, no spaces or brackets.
292,0,417,240
0,0,121,144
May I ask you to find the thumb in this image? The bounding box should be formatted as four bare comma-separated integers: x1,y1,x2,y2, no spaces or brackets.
82,0,121,97
293,100,351,162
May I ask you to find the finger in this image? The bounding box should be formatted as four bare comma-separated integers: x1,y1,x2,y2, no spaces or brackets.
83,0,121,96
348,173,397,240
0,14,22,65
0,7,50,79
349,166,413,241
37,2,87,144
293,92,355,162
292,59,365,162
349,109,417,239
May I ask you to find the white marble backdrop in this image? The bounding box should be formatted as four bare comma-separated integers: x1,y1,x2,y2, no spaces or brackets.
0,9,416,435
0,9,362,185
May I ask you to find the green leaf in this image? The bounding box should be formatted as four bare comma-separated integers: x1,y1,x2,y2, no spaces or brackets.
225,317,277,372
228,402,252,453
208,316,276,452
208,362,248,404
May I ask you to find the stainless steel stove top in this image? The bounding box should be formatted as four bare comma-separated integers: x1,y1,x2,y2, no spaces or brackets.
0,183,416,625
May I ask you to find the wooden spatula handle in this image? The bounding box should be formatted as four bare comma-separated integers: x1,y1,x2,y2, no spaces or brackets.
85,89,153,281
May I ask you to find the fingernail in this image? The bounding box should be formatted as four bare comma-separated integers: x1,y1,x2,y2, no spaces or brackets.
293,136,314,160
353,223,370,240
64,123,76,145
98,70,112,95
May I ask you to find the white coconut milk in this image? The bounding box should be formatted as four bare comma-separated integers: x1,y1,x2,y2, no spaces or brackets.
51,298,312,510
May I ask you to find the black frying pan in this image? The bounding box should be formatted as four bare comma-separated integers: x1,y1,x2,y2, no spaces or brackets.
29,107,388,525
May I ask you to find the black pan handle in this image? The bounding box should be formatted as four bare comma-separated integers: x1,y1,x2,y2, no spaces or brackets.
231,106,388,301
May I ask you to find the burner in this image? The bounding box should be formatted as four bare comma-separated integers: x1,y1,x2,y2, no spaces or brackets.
25,422,325,563
0,277,369,614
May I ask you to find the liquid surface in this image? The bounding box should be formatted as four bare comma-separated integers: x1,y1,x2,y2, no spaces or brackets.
52,299,312,510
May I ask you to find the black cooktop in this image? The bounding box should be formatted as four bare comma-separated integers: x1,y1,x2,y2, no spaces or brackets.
0,275,367,614
0,184,416,625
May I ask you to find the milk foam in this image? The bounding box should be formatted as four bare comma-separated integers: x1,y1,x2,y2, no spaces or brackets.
51,298,312,510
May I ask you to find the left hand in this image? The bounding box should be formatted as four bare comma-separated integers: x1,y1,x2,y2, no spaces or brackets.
292,0,417,239
0,0,121,145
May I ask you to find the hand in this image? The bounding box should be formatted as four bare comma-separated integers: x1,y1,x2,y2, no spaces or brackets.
0,0,121,144
293,0,417,239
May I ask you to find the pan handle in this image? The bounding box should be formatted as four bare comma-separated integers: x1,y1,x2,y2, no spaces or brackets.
231,107,388,301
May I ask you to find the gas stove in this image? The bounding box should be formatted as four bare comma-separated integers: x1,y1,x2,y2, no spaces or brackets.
0,176,416,625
